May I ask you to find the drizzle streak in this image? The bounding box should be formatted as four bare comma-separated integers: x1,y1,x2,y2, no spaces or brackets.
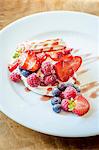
40,96,52,101
73,77,80,85
81,81,99,93
77,69,88,76
89,88,99,98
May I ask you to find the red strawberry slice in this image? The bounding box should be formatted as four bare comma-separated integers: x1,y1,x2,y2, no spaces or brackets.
20,51,40,72
71,56,82,72
36,52,47,63
48,51,63,61
72,95,90,116
54,60,74,82
60,55,82,72
60,54,73,62
8,59,19,72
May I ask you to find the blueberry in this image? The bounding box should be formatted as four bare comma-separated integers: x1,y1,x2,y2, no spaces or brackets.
51,97,61,105
53,104,61,113
58,83,66,91
73,85,81,92
21,70,32,77
52,88,61,97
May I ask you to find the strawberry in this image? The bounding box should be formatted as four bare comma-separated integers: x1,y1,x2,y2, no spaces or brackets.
48,51,63,61
61,95,90,116
36,52,47,63
54,58,74,82
20,50,40,72
8,59,19,72
72,95,90,116
60,54,73,62
60,55,82,72
71,56,82,72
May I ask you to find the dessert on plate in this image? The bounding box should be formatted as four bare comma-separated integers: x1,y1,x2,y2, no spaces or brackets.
8,38,90,116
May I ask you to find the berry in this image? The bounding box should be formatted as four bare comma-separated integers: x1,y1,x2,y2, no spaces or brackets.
44,74,57,86
72,95,90,116
49,51,63,61
61,99,69,111
58,83,66,91
27,73,40,87
10,72,21,82
8,60,19,72
54,55,74,82
71,56,82,72
21,70,32,77
51,97,61,105
61,98,76,112
20,51,40,72
52,88,61,97
61,86,77,99
52,104,61,113
36,52,47,63
41,62,54,76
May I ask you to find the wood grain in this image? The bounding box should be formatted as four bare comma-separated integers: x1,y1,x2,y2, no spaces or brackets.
0,0,99,149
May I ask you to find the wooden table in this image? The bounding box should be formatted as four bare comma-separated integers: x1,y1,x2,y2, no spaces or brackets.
0,0,99,149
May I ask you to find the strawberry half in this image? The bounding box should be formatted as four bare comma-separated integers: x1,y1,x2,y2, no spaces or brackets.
48,50,63,61
71,56,82,72
54,60,74,82
59,54,82,72
8,59,19,72
20,50,40,72
36,52,47,63
72,95,90,116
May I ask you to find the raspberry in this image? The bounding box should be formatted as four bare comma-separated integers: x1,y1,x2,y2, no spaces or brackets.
27,73,40,87
44,74,57,86
61,99,69,111
10,72,21,82
41,62,54,76
61,86,77,99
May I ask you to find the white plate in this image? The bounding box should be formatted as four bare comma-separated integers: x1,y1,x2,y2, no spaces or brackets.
0,11,99,137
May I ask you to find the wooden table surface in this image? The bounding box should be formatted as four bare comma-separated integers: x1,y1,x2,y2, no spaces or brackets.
0,0,99,149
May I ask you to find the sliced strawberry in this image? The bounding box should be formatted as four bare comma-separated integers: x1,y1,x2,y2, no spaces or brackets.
28,59,40,72
54,60,74,82
8,59,19,72
20,50,40,72
20,52,29,69
60,54,73,62
36,52,47,63
60,55,82,72
71,56,82,72
72,95,90,116
48,51,63,61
